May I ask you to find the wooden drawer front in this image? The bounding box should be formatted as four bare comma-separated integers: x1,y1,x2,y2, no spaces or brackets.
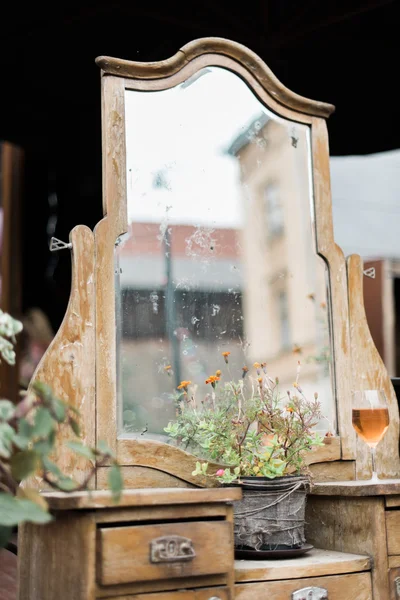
387,511,400,555
97,521,232,586
101,588,229,599
235,572,372,600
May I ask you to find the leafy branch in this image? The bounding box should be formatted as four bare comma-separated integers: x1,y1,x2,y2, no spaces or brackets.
0,312,123,549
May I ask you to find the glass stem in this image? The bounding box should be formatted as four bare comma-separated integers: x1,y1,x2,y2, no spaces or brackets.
371,446,378,481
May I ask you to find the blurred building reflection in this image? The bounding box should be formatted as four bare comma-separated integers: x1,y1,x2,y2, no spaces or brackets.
228,114,334,428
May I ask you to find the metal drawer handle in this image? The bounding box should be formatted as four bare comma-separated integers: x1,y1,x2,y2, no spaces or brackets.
292,587,328,600
150,535,195,563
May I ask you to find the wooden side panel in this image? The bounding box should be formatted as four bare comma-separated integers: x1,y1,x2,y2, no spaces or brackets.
18,513,96,600
95,73,127,459
97,521,233,586
387,511,400,555
347,254,400,479
234,572,372,600
306,495,389,600
311,118,354,461
28,225,96,486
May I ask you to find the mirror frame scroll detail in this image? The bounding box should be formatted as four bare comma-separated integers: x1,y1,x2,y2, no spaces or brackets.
94,37,400,486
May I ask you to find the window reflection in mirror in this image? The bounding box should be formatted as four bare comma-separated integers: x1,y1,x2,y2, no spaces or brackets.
116,66,336,440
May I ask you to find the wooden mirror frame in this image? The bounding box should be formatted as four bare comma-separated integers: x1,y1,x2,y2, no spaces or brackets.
32,38,400,488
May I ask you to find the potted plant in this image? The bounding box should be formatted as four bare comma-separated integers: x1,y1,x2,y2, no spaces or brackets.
164,354,332,556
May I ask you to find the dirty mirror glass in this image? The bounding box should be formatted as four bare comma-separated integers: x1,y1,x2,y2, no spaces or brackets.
116,66,335,440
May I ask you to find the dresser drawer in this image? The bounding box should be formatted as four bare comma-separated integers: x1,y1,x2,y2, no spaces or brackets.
97,521,233,586
387,511,400,555
101,588,229,599
235,572,372,600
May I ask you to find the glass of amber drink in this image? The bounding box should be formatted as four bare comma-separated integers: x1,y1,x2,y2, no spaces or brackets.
352,390,390,481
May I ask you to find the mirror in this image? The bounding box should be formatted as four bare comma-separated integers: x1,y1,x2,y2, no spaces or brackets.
116,66,336,441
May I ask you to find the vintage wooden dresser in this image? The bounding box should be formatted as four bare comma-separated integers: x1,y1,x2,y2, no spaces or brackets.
19,488,375,600
20,37,400,600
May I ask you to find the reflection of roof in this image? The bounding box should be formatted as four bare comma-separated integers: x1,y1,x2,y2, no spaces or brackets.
119,223,239,258
118,255,242,291
117,222,243,291
226,112,269,156
331,150,400,260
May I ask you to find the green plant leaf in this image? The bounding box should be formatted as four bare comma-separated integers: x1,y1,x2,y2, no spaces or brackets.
69,418,81,437
42,456,63,478
32,381,53,404
0,422,15,458
34,429,56,455
18,418,34,440
0,493,53,526
0,400,15,421
13,434,30,450
66,441,95,461
32,407,54,438
10,450,39,481
56,478,79,492
108,463,123,503
33,439,54,455
52,398,66,423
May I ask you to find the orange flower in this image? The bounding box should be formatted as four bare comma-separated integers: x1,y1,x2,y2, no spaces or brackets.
215,370,222,377
242,366,249,378
257,377,263,384
206,375,220,385
164,365,172,376
222,351,231,364
286,406,294,413
177,380,191,391
254,362,261,376
292,344,302,354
